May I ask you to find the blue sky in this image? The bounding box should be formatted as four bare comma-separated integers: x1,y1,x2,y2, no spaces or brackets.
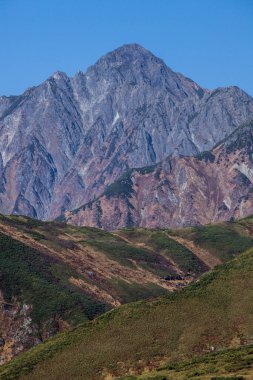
0,0,252,96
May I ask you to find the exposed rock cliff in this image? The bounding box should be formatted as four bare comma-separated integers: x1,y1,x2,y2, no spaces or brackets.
0,292,40,365
1,44,253,221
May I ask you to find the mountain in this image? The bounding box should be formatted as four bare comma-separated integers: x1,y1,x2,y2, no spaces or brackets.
0,44,253,222
64,119,253,229
2,215,253,379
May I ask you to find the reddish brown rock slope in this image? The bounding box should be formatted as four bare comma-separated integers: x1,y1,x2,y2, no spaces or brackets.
64,120,253,229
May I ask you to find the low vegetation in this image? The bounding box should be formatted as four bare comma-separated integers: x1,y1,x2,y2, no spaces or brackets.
0,214,212,309
0,232,108,325
104,171,134,198
171,217,253,262
117,344,253,379
119,229,208,274
195,151,215,163
2,238,253,379
2,215,253,378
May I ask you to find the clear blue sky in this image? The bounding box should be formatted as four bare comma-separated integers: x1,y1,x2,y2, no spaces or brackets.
0,0,253,96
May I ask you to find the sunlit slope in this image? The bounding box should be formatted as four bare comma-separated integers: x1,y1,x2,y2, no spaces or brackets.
2,239,253,379
0,213,216,363
1,214,253,365
2,214,253,313
117,345,253,380
0,214,209,311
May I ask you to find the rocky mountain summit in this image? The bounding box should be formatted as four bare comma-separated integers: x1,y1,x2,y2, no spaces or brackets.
0,44,253,224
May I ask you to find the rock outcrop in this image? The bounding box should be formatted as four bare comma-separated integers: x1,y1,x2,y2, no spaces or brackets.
0,292,40,365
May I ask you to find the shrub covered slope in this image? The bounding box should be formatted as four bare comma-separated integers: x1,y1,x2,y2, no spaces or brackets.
1,217,253,379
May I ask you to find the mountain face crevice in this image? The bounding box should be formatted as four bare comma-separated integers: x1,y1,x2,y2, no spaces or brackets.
0,44,253,222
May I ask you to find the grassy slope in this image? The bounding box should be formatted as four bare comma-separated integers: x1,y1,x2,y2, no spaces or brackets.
119,217,253,266
117,345,253,379
0,215,168,307
0,213,209,344
117,228,210,274
1,213,253,316
0,214,213,310
169,217,253,262
2,240,253,379
0,231,108,326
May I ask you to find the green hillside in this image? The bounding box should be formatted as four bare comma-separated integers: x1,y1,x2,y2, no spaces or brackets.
0,231,108,326
0,213,204,317
118,344,253,379
0,213,223,365
169,216,253,262
1,227,253,379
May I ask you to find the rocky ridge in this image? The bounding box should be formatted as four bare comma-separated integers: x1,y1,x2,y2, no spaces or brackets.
0,44,253,223
64,120,253,229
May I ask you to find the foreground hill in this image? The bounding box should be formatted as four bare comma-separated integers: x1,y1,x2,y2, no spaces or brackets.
117,345,253,379
0,213,223,364
64,119,253,229
1,216,253,379
1,44,253,221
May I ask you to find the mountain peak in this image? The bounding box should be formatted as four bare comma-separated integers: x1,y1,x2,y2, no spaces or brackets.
1,44,253,224
51,71,69,81
111,43,153,55
94,43,162,68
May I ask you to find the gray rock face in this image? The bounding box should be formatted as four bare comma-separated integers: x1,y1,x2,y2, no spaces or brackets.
0,44,253,220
